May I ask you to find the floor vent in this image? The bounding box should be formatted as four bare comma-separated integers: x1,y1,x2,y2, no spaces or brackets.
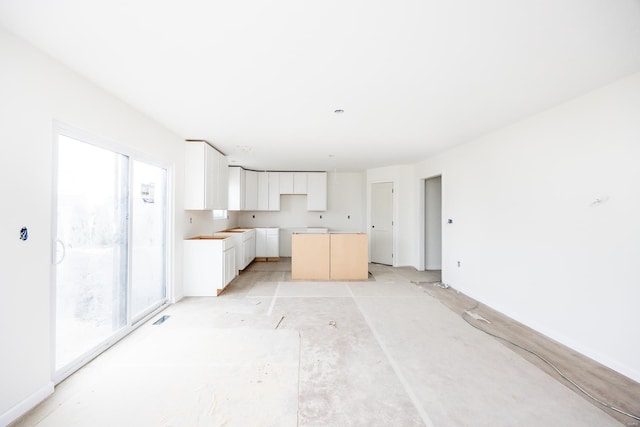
153,315,170,325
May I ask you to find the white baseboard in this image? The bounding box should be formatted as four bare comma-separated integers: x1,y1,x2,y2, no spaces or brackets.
0,382,54,427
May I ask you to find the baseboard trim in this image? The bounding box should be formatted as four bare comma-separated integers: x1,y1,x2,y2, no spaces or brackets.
1,382,54,426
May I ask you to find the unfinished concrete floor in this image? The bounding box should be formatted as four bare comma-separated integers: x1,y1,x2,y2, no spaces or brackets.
12,260,640,426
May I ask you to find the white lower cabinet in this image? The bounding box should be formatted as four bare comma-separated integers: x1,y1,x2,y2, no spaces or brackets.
183,236,237,296
255,227,279,258
239,229,256,269
223,246,235,287
245,231,256,266
215,229,256,271
214,232,242,274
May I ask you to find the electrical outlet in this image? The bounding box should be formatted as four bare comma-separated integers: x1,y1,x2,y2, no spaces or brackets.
457,261,461,267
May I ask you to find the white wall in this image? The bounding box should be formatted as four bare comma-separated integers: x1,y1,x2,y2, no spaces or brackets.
411,72,640,382
0,29,185,424
183,210,239,238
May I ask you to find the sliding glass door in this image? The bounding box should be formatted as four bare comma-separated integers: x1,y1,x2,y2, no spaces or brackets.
54,131,168,377
131,160,167,320
55,135,129,370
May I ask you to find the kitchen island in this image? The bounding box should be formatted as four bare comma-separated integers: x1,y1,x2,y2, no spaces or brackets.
291,232,368,280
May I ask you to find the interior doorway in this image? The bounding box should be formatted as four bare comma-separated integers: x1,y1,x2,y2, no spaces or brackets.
371,182,393,265
424,176,442,270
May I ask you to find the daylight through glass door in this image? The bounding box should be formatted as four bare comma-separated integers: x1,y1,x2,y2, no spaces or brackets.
54,133,168,376
130,160,167,320
55,135,128,370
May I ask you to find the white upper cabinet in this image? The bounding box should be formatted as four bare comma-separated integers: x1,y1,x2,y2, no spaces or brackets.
307,172,327,211
227,166,245,211
244,170,258,211
184,141,228,210
216,153,228,210
293,172,307,194
228,168,326,211
279,172,293,194
257,171,269,210
258,171,281,211
268,172,280,211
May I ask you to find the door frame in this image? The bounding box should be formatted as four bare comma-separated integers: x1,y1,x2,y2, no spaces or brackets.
51,121,174,383
368,180,395,266
418,174,443,271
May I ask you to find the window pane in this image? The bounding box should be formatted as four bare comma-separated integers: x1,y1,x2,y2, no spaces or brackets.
131,160,167,318
55,135,128,370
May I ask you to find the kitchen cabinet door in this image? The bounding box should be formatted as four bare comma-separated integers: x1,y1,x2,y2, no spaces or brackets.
245,233,256,265
268,172,280,210
279,172,293,194
216,153,228,210
255,228,278,258
184,141,215,210
184,141,228,210
257,172,269,210
255,228,267,257
307,172,327,211
293,172,307,194
245,170,258,210
205,146,218,209
266,228,279,257
227,166,245,210
223,247,236,286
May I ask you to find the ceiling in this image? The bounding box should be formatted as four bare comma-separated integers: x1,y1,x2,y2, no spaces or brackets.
1,1,640,172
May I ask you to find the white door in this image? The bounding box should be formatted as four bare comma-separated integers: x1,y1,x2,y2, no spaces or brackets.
371,182,394,265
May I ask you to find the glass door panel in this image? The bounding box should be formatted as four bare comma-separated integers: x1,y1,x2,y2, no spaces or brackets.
55,135,128,370
131,160,167,319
